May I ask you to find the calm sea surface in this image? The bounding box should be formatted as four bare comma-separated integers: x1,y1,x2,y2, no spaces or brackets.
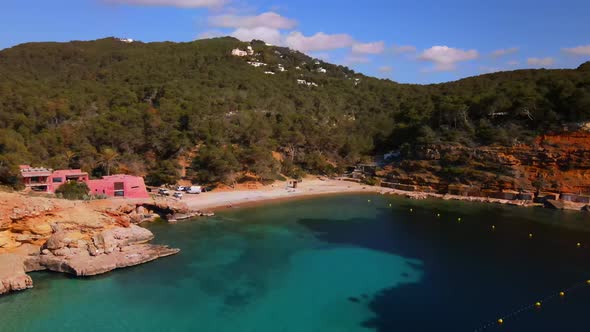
1,194,589,331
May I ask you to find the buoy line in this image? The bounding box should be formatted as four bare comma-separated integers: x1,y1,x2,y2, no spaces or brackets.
475,280,590,331
387,203,588,331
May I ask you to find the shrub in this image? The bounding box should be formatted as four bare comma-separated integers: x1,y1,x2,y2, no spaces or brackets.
281,159,306,179
54,182,90,200
362,177,379,186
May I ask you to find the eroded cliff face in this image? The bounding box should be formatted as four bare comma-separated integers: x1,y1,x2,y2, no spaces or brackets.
384,130,590,195
0,192,181,295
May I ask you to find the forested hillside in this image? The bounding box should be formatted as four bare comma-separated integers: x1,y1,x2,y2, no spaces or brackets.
0,37,589,187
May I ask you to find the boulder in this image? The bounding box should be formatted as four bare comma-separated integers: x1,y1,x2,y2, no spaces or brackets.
91,224,154,254
0,254,34,295
128,210,142,224
44,231,85,250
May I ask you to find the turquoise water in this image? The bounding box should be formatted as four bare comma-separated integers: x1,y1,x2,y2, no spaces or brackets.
1,194,589,331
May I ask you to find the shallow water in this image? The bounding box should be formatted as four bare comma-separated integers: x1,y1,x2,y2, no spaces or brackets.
1,194,589,331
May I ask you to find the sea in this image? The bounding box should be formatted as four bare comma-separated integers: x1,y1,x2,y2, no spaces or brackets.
1,194,589,331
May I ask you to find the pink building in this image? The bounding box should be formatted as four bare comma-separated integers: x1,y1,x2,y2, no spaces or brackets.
87,174,150,199
20,165,149,198
20,165,89,193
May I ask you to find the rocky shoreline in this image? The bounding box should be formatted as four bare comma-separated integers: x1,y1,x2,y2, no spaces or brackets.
0,193,192,296
383,187,590,211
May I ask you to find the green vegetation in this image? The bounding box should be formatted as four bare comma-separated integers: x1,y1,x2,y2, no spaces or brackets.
0,37,589,186
54,182,90,200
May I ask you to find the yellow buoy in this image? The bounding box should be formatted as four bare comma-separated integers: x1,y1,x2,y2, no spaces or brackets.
577,242,581,248
457,217,461,222
389,203,392,207
368,199,371,203
529,233,533,239
559,291,565,297
437,213,441,217
535,301,541,308
410,208,413,212
497,318,503,325
586,280,590,285
492,225,496,230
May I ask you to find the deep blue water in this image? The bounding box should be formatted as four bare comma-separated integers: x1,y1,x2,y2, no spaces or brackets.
1,194,589,331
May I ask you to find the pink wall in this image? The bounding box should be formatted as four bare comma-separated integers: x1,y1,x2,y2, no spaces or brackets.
20,166,88,193
21,165,149,198
87,175,149,199
47,169,89,193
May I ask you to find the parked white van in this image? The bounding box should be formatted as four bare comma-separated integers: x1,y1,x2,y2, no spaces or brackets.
186,186,202,194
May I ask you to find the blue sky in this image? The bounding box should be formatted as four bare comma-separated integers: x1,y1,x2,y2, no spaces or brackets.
1,0,590,83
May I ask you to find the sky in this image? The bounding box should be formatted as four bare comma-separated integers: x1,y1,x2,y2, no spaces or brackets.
1,0,590,84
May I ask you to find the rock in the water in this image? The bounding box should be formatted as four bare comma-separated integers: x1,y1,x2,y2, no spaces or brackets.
39,224,179,277
40,244,179,276
0,254,34,295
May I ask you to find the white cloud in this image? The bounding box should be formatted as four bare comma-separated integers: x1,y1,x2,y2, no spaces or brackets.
352,41,385,54
209,12,297,30
491,47,519,57
393,45,416,54
562,45,590,56
344,55,370,64
507,60,519,66
378,66,393,73
284,31,355,52
418,45,479,71
231,27,282,45
527,57,554,67
106,0,226,8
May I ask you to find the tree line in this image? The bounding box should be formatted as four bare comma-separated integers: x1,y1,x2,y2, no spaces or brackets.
0,37,588,187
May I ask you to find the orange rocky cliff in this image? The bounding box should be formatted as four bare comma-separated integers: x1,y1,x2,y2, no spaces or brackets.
383,130,590,200
0,192,182,295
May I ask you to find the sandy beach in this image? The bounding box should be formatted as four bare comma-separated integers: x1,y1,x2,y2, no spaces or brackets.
181,178,391,211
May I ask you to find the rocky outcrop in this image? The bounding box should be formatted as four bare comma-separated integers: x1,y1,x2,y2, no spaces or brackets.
0,192,180,296
0,254,33,295
39,225,179,276
40,243,178,276
111,199,212,223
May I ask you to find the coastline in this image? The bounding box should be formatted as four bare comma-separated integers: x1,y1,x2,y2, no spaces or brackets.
177,178,587,214
181,179,389,212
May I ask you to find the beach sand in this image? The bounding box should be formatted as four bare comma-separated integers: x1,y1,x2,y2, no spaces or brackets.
181,178,391,211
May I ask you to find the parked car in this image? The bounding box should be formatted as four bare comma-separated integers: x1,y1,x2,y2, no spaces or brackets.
158,188,170,196
186,186,202,194
173,192,183,199
176,186,186,191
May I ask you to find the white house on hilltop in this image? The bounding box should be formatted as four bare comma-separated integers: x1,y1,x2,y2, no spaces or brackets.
232,48,248,57
248,61,267,67
118,38,134,43
297,79,318,87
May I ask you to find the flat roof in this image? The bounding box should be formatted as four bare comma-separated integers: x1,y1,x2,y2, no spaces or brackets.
21,172,52,177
